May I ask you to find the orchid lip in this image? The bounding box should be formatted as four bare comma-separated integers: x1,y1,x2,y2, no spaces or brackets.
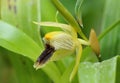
34,44,55,69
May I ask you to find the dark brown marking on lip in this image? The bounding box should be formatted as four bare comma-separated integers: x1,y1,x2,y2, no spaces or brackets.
36,44,55,65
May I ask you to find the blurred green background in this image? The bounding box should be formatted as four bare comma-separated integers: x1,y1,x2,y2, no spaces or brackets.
0,0,120,83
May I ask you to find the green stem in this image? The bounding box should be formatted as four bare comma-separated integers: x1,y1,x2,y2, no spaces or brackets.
98,20,120,40
51,0,88,41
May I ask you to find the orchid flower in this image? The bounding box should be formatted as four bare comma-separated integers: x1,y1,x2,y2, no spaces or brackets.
33,22,100,81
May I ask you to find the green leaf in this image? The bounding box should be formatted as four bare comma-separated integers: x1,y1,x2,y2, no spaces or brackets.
41,0,61,34
0,21,62,83
76,0,120,60
78,55,120,83
60,0,77,16
1,0,63,82
0,21,41,61
98,20,120,40
0,0,66,82
81,47,98,62
60,62,74,83
42,62,61,83
100,0,120,59
0,47,52,83
76,0,105,36
60,59,79,83
1,0,44,47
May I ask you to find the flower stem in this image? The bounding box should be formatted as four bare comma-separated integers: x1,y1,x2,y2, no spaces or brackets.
51,0,88,41
98,20,120,40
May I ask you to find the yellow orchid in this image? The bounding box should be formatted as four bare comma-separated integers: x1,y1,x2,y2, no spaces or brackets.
33,22,100,81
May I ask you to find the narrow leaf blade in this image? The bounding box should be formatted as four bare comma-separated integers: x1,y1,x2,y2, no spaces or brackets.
0,21,41,61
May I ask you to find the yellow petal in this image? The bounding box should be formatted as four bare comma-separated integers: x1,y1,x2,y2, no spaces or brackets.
70,43,82,82
33,21,77,38
44,31,75,50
